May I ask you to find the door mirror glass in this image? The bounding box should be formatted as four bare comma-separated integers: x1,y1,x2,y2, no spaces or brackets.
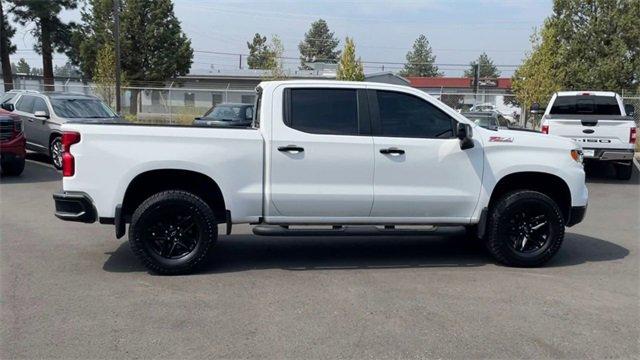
457,123,474,150
34,110,49,119
1,102,14,111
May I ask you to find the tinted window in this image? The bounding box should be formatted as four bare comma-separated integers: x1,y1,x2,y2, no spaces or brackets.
33,98,48,114
377,91,454,138
550,95,621,115
51,98,116,118
16,95,36,113
289,89,358,135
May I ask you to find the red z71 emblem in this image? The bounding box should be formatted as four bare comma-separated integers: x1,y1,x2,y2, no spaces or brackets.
489,136,513,143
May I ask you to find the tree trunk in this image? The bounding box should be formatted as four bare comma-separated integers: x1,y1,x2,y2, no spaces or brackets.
0,2,13,91
129,88,139,115
40,19,55,91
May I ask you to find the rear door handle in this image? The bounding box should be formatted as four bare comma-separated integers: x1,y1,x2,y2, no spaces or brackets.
278,145,304,153
380,147,405,155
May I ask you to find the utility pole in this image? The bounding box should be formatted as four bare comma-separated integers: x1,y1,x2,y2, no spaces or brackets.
473,63,479,106
239,54,242,69
114,0,122,114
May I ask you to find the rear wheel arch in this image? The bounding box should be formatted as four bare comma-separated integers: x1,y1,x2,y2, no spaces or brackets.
121,169,227,223
488,172,572,222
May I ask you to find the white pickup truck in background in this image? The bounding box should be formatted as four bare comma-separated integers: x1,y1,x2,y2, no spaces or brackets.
53,80,588,274
538,91,637,180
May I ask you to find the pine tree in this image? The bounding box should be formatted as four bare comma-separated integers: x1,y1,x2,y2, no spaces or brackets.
464,52,501,78
298,19,340,70
1,1,17,90
399,34,441,77
7,0,78,90
120,0,193,114
336,37,364,81
16,58,30,74
247,33,274,70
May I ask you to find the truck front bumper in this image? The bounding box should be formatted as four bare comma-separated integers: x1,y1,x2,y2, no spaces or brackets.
53,191,97,223
566,205,587,227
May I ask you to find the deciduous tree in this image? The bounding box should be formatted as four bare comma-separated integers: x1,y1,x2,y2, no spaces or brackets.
336,37,364,81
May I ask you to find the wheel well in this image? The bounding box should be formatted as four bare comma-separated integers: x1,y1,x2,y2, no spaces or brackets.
489,172,572,221
121,169,227,223
49,132,61,152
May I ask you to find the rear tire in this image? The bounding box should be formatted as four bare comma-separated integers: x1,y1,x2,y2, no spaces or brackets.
49,136,63,170
486,190,564,267
1,157,25,176
615,161,633,180
128,190,217,275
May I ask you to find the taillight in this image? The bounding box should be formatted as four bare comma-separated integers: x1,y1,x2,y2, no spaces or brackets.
631,127,637,144
541,124,549,134
61,131,81,177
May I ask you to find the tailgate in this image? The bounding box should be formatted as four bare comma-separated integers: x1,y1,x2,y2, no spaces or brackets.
544,114,634,150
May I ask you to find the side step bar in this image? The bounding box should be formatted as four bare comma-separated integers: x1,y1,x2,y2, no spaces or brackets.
252,225,439,237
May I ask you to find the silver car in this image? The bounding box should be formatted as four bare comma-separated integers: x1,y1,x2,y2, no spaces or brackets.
1,91,122,169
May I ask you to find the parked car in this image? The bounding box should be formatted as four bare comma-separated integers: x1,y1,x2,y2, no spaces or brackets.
536,91,636,180
1,91,123,169
53,80,588,274
462,111,511,130
0,109,26,176
193,103,254,127
469,103,517,123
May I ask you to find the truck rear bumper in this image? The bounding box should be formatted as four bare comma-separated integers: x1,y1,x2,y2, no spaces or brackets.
53,191,97,223
583,148,634,161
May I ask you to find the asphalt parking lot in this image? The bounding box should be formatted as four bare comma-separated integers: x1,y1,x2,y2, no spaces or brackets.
1,155,639,359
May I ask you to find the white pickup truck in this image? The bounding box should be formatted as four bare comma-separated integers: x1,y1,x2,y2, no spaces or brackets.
538,91,637,180
53,80,588,274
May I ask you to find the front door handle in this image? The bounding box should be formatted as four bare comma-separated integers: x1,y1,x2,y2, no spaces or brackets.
380,147,405,155
278,145,304,153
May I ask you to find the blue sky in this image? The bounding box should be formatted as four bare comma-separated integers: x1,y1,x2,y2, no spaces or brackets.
9,0,553,76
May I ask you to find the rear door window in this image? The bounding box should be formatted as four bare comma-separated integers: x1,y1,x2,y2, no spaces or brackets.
16,95,36,113
287,88,359,135
550,95,621,115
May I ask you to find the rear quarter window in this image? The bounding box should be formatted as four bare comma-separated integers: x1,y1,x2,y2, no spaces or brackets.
550,95,621,115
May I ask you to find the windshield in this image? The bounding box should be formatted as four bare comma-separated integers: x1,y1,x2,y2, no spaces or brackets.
465,115,497,129
51,98,117,118
204,105,251,121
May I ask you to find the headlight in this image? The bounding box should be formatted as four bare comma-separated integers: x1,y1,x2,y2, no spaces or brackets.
570,149,583,165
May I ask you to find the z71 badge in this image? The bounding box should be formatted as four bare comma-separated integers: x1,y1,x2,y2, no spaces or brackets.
489,136,514,143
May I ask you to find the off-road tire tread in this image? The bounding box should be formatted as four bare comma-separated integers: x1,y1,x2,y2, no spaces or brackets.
486,190,564,267
129,190,217,275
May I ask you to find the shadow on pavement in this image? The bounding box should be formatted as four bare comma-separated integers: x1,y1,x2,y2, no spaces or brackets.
0,154,60,184
585,160,639,185
102,229,628,275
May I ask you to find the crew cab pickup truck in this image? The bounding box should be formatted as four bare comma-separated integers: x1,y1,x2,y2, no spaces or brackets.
537,91,636,180
53,81,588,274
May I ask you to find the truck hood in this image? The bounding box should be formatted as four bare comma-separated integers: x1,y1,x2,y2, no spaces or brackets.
477,126,578,151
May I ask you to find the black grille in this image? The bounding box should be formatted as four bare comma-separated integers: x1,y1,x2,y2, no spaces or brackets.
0,122,14,141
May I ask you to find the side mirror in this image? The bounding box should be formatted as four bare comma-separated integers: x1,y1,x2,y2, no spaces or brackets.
457,123,474,150
34,110,49,119
530,103,545,114
624,104,635,117
1,102,14,112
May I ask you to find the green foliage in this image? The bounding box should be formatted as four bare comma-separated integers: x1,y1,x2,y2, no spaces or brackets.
54,62,80,77
7,0,77,87
265,35,287,80
15,58,30,74
545,0,640,91
336,37,364,81
247,33,274,70
464,52,501,78
67,0,114,79
94,43,118,106
1,1,17,56
399,34,442,77
298,19,340,69
511,26,563,128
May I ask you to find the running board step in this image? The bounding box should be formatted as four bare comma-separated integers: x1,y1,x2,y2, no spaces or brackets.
252,225,438,237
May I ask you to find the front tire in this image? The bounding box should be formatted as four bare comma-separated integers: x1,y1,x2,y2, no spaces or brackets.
49,136,63,170
129,190,217,275
615,161,633,181
486,190,565,267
